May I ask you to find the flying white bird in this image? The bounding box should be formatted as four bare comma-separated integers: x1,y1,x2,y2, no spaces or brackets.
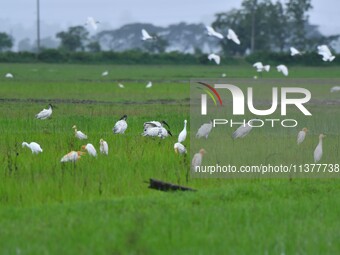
85,17,100,30
141,29,153,40
143,120,170,130
317,45,335,62
208,53,221,65
314,134,326,163
330,86,340,93
102,71,109,76
290,47,302,56
146,81,152,88
206,26,223,39
35,104,53,120
118,83,125,88
191,149,206,170
297,127,308,145
60,151,84,163
82,143,97,157
72,125,88,140
253,62,270,72
196,120,213,139
5,73,13,78
178,120,187,143
174,142,187,155
227,28,240,45
22,142,43,154
277,64,289,76
99,139,108,155
232,121,253,139
113,115,128,134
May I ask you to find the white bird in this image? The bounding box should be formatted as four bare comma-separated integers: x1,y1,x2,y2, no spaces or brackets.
146,81,152,88
206,26,223,39
118,83,125,88
314,134,326,163
297,127,308,145
232,121,253,139
72,125,88,140
178,120,187,143
35,104,53,120
227,28,240,45
22,142,43,154
330,86,340,93
208,53,221,65
60,151,84,163
99,139,108,155
174,142,187,154
277,64,289,76
253,62,270,72
82,143,97,157
102,71,109,76
317,45,335,62
5,73,13,78
141,29,153,40
290,47,302,56
113,115,128,134
142,126,172,139
221,73,226,77
143,120,170,130
85,16,99,30
191,149,206,170
196,120,213,139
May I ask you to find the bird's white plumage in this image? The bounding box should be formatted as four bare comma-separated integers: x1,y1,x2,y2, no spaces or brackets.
141,29,152,40
83,143,97,157
146,81,152,88
174,142,187,154
208,53,220,65
290,47,301,56
178,120,187,143
196,121,213,139
253,62,270,72
102,71,108,76
118,83,125,88
5,73,13,78
73,125,87,140
85,17,99,30
143,121,169,130
277,64,289,76
22,142,43,154
142,126,171,139
100,139,109,155
232,122,253,139
60,151,83,163
297,128,308,145
191,149,206,170
317,45,335,62
314,134,325,163
206,26,223,39
35,105,53,120
113,116,128,134
227,28,240,44
330,86,340,93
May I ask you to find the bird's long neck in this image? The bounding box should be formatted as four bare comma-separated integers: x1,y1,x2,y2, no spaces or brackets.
184,122,187,130
22,142,29,147
319,138,323,146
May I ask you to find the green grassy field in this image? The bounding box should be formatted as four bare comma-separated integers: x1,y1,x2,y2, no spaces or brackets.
1,63,340,254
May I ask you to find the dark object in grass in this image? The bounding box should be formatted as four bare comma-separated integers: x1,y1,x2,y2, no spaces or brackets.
147,178,196,192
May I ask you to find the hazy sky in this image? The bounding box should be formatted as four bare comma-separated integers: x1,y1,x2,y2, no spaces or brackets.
1,0,340,45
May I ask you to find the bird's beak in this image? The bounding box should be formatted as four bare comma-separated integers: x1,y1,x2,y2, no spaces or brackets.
167,130,173,136
163,121,170,129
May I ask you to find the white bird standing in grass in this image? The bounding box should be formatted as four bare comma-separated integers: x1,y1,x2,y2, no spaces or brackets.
330,86,340,93
72,125,88,140
232,121,253,139
142,126,172,139
141,29,153,40
206,26,223,39
196,120,213,139
118,83,125,88
102,70,109,76
35,104,53,119
85,17,100,30
314,134,326,163
290,47,302,56
277,64,289,76
146,81,152,88
317,45,335,62
208,53,221,65
174,142,187,155
22,142,43,154
253,62,270,72
82,143,97,157
60,151,84,163
178,120,187,143
297,127,308,145
113,115,128,134
227,28,240,45
191,149,206,170
5,73,13,78
100,139,108,155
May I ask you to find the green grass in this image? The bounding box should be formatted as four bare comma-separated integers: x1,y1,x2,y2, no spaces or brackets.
1,63,340,254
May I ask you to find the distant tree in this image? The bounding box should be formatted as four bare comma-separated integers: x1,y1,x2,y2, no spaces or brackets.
56,26,89,52
87,41,101,52
0,32,13,52
18,38,33,52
